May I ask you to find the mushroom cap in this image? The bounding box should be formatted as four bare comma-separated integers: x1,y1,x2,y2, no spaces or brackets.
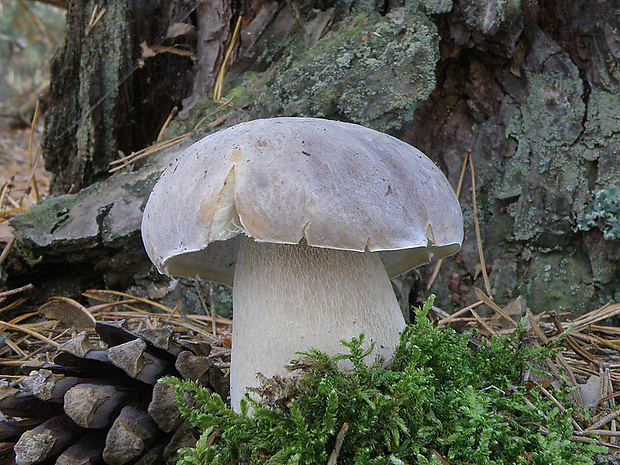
141,117,463,285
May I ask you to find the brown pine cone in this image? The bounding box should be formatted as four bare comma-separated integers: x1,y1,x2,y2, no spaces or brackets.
0,321,230,465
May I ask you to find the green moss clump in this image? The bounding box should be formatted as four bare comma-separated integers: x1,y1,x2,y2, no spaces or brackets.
577,186,620,241
12,244,43,267
164,297,605,464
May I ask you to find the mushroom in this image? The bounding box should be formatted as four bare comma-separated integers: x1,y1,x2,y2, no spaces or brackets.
141,117,463,411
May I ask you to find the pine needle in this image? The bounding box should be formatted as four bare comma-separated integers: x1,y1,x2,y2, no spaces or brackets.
0,320,60,348
468,152,492,297
213,16,243,102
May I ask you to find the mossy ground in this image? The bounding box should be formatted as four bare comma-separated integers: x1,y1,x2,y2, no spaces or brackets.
164,297,606,465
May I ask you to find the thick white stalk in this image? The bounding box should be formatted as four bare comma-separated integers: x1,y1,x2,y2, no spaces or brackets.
230,236,406,412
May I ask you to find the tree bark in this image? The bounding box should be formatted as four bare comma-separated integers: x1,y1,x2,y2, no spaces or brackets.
43,0,196,194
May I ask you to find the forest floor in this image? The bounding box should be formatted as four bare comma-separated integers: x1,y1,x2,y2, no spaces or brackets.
0,119,49,227
2,111,620,463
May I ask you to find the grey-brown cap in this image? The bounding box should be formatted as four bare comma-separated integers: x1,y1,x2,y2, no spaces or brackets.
141,117,463,285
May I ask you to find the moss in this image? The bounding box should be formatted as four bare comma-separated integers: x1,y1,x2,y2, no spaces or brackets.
165,71,268,138
10,194,81,246
166,297,606,464
12,244,43,268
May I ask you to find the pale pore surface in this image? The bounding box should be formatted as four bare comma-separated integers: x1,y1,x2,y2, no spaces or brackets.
230,237,406,411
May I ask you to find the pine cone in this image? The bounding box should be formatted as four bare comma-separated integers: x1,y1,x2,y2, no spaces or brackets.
0,321,230,465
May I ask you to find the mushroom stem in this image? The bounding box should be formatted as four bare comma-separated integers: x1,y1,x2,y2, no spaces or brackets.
230,236,406,412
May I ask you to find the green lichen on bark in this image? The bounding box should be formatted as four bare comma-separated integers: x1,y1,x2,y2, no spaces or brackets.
10,194,81,248
459,0,521,36
501,43,587,244
523,253,596,313
581,89,620,188
577,186,620,241
253,7,442,132
172,2,448,136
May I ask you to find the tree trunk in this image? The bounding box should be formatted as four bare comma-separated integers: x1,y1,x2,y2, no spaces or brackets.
42,0,196,194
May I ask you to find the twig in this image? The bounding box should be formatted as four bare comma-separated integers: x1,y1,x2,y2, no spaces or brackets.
165,300,182,324
572,303,620,332
537,384,582,432
587,407,620,431
470,307,499,336
108,102,235,173
85,290,232,326
85,289,176,314
0,283,34,299
108,133,189,172
0,234,16,267
28,99,41,200
549,311,599,367
85,4,107,36
577,429,620,437
327,422,349,465
0,182,11,217
157,106,178,141
17,0,52,44
474,287,517,328
194,277,207,314
438,300,484,326
192,97,235,132
5,336,27,357
570,434,620,451
88,299,140,313
527,313,583,406
0,297,28,314
209,281,217,336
